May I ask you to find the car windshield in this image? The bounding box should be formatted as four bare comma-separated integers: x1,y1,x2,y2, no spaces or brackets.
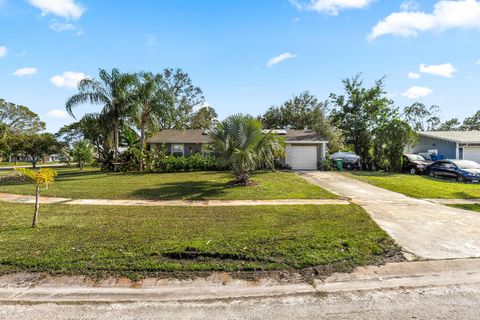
453,160,480,169
406,154,425,161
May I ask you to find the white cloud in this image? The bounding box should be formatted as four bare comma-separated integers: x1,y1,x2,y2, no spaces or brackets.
419,63,456,77
27,0,85,19
369,0,480,40
402,86,433,99
407,72,421,79
0,46,7,58
50,71,87,88
290,0,375,15
400,1,420,11
50,21,75,31
12,67,38,77
267,52,296,67
476,59,480,64
49,21,83,35
46,109,70,119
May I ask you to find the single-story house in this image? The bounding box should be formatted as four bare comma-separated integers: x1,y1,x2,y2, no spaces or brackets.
146,129,328,170
407,131,480,162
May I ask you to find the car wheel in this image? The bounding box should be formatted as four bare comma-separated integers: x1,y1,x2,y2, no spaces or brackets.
410,168,416,175
457,175,466,183
429,171,435,177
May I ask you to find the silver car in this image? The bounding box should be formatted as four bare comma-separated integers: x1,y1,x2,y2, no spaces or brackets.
329,152,361,169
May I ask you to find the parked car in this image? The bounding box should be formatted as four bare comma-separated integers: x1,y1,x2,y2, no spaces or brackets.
329,152,361,169
428,160,480,183
402,153,431,175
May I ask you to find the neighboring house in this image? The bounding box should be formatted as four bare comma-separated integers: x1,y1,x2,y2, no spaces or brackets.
146,129,210,157
146,129,328,170
407,131,480,163
7,154,60,163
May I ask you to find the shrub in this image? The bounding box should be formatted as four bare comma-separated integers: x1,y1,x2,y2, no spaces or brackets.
118,147,143,172
145,150,226,173
318,159,334,171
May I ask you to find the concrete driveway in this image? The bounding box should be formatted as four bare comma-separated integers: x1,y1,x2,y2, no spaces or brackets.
299,171,480,260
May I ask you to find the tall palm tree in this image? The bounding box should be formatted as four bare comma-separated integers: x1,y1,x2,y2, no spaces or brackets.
209,114,284,185
65,68,136,158
129,72,170,153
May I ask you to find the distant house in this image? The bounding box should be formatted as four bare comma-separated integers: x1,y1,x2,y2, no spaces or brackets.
146,129,328,170
407,131,480,162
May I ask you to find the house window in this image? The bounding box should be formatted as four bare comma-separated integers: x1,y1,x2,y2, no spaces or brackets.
172,144,184,157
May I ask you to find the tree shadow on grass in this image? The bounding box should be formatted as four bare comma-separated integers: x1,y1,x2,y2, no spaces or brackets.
348,171,397,177
130,180,230,200
452,191,480,199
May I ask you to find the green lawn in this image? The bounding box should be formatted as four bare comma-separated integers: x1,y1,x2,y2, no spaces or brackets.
346,171,480,199
0,162,58,167
0,162,30,167
0,202,399,277
0,168,336,200
448,204,480,212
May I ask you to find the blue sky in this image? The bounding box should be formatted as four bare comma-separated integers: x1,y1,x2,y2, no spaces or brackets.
1,0,480,132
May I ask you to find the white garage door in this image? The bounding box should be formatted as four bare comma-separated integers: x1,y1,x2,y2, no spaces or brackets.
287,145,317,170
463,146,480,163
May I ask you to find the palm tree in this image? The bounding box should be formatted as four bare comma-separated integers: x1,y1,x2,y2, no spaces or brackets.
209,114,284,185
71,140,94,170
65,68,136,158
121,127,140,148
129,72,170,153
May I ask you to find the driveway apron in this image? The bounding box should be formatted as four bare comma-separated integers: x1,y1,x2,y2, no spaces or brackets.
299,171,480,260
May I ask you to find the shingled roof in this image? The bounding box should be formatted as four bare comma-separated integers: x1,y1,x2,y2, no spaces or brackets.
282,130,327,142
418,131,480,144
146,129,328,144
146,129,211,144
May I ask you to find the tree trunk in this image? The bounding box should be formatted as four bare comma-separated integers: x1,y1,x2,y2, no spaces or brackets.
140,126,145,171
32,185,40,228
114,122,119,159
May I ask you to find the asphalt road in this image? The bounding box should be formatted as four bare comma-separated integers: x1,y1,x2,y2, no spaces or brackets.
1,284,479,320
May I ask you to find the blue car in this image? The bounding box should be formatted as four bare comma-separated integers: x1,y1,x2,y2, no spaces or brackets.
428,160,480,183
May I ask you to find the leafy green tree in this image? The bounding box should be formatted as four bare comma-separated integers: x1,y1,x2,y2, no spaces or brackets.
159,68,205,129
21,133,62,168
262,91,326,129
461,111,480,130
374,119,417,171
16,168,57,227
190,105,218,130
0,99,46,134
403,102,440,131
437,118,461,131
65,68,136,158
261,91,343,152
330,75,394,169
71,140,94,170
209,114,284,185
57,114,113,152
0,123,9,162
